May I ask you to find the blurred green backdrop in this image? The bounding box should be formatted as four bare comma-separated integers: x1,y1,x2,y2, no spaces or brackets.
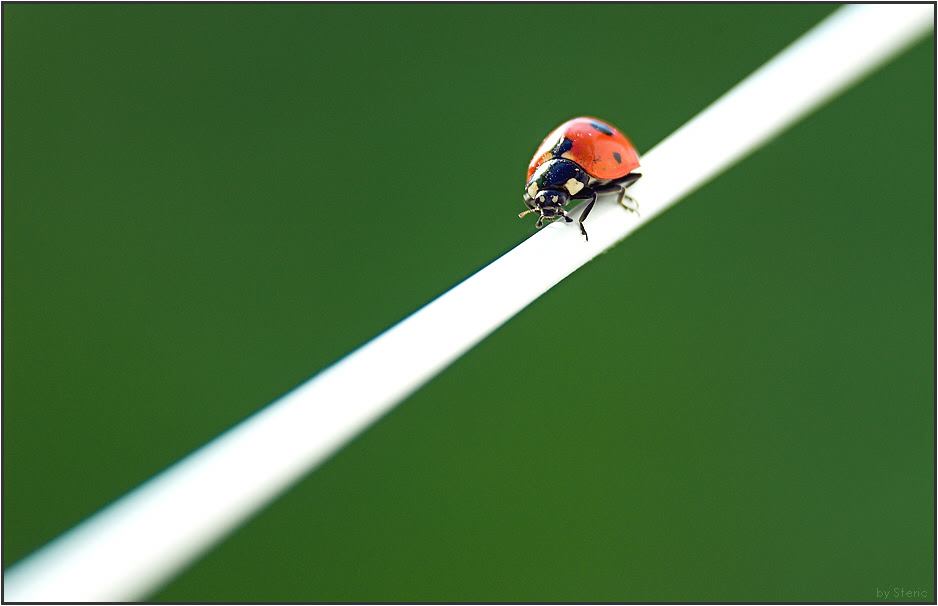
3,4,934,602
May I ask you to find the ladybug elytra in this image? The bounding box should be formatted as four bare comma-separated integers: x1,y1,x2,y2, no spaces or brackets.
519,117,641,240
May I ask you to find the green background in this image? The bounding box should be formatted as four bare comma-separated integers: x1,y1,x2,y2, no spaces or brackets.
3,4,934,602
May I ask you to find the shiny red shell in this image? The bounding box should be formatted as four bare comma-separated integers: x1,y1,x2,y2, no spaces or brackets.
526,117,640,182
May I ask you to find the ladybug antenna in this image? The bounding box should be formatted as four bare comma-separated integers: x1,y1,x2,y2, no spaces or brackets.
518,208,537,219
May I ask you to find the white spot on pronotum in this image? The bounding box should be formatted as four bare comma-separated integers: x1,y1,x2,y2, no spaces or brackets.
564,178,584,195
527,183,538,198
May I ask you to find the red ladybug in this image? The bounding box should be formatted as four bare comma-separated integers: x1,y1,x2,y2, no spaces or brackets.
519,117,641,240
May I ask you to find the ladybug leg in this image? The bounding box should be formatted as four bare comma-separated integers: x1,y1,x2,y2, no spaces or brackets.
618,189,639,214
570,188,597,241
595,172,642,215
534,213,571,229
618,173,642,212
615,172,642,188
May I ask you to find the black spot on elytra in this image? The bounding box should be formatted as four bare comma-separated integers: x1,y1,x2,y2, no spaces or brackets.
589,121,614,136
613,152,622,164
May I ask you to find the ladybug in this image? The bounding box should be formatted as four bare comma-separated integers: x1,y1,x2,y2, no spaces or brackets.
519,117,641,240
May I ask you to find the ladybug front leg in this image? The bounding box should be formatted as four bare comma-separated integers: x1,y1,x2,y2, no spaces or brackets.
570,188,597,241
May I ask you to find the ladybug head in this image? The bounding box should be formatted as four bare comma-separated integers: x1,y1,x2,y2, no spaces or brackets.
519,189,572,228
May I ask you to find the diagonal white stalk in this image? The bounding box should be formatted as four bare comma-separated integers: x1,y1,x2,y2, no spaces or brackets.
4,4,933,601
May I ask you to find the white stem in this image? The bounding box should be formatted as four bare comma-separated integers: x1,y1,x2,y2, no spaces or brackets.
4,4,932,601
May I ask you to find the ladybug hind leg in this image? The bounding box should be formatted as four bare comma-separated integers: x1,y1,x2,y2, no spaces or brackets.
594,172,642,215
